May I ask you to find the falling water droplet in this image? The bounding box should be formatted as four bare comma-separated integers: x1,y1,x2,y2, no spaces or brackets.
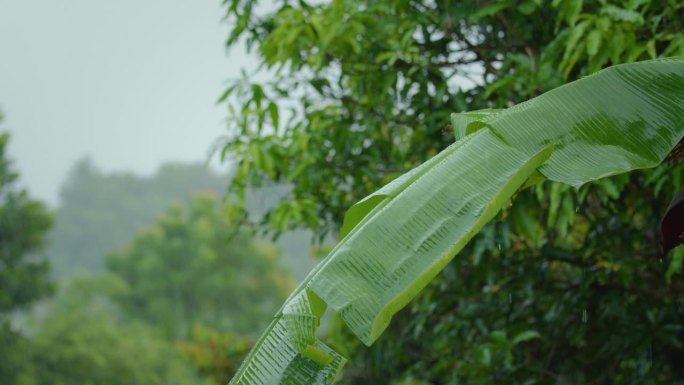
498,243,501,251
659,258,663,263
649,343,653,367
575,206,579,213
508,293,512,305
582,309,587,323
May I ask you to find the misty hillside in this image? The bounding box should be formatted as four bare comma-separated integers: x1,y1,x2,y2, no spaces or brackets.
48,158,315,281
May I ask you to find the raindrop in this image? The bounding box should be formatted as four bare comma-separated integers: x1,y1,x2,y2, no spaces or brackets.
575,206,579,213
498,243,501,251
582,309,587,323
659,258,663,263
649,343,653,367
508,293,512,305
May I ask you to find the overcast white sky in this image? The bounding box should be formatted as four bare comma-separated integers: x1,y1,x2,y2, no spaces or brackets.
0,0,262,207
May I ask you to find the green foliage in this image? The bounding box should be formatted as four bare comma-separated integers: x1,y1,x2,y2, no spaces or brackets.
220,1,684,383
0,321,32,385
18,277,207,385
106,194,295,339
49,159,228,277
0,130,53,384
226,59,684,384
49,159,316,281
220,0,684,240
0,133,298,384
0,132,53,314
178,325,254,385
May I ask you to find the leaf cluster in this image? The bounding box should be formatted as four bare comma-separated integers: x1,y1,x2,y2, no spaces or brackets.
219,0,684,241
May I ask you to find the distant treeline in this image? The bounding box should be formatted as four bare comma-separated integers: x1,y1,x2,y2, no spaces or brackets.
49,158,315,280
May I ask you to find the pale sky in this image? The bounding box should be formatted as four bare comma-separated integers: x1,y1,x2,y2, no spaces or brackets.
0,0,263,206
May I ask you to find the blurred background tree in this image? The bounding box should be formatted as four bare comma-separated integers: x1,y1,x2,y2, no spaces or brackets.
48,159,227,277
18,276,208,385
220,0,684,383
0,129,53,384
49,158,315,281
177,324,254,385
106,193,294,339
0,119,298,384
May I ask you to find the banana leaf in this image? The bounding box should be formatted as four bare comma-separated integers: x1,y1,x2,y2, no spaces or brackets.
229,57,684,385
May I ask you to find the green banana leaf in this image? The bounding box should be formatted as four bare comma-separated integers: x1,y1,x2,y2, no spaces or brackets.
229,57,684,385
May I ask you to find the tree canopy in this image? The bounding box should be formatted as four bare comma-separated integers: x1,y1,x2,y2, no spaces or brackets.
0,132,53,314
219,1,684,384
19,277,207,385
0,130,53,384
220,0,684,240
106,194,294,339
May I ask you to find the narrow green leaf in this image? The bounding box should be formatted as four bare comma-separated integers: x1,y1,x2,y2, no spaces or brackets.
601,4,644,25
512,330,541,345
586,29,602,56
269,102,279,130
